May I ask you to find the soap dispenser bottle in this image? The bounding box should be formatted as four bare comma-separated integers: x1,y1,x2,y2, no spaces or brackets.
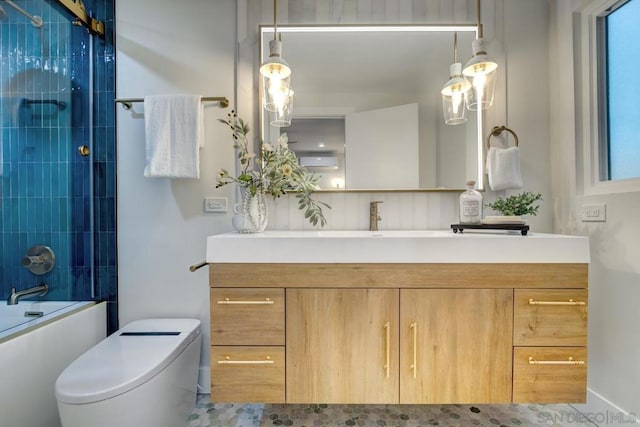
459,180,483,224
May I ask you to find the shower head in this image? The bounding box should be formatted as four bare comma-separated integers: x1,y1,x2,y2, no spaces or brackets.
2,0,43,27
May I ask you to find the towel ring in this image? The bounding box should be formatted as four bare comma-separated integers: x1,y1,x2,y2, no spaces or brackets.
486,125,519,152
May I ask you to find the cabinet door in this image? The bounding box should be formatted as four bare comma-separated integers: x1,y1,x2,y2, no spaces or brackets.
400,289,513,403
286,289,399,404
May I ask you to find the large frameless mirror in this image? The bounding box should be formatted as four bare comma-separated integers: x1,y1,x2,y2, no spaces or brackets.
259,25,484,191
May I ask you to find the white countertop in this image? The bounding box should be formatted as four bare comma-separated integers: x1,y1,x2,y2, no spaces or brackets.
206,230,590,264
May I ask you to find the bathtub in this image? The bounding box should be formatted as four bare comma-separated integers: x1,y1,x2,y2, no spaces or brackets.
0,301,106,427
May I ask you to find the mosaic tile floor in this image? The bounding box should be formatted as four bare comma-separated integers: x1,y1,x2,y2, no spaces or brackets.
187,395,598,427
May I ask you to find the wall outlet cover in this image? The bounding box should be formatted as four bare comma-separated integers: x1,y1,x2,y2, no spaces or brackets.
204,197,228,213
581,204,606,222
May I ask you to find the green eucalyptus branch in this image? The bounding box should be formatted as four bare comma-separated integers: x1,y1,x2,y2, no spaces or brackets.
216,111,330,227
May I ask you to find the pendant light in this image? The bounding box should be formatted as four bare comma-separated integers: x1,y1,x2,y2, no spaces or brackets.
441,33,471,125
270,88,294,127
463,0,498,111
260,0,292,113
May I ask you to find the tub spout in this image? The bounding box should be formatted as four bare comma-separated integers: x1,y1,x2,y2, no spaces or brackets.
7,283,48,305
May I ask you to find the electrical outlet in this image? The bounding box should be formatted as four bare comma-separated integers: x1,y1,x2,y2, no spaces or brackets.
581,204,606,222
204,197,228,213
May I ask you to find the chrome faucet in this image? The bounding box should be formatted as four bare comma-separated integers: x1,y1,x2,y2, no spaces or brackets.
369,201,383,231
7,283,48,305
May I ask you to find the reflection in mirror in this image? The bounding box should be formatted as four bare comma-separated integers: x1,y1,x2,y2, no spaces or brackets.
260,25,484,191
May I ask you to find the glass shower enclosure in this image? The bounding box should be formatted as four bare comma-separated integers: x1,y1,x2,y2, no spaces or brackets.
0,0,116,329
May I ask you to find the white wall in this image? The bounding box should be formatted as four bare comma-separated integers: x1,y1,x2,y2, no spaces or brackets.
500,0,552,233
115,0,236,390
115,0,554,391
550,1,640,423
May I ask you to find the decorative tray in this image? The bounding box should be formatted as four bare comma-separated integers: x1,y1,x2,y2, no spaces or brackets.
450,223,530,236
481,215,526,225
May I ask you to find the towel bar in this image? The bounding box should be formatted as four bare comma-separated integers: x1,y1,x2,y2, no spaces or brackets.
189,261,207,272
115,96,229,110
485,125,519,152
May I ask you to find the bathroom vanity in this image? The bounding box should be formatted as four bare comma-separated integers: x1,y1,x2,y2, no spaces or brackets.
206,231,589,404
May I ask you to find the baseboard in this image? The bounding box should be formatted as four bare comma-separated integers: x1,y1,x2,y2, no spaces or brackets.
571,388,639,425
197,366,211,394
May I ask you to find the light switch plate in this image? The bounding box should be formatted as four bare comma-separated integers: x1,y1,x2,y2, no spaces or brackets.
204,197,228,213
581,204,606,222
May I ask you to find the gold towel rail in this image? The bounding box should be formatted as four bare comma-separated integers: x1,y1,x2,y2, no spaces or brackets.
115,96,229,110
485,125,519,152
189,261,207,272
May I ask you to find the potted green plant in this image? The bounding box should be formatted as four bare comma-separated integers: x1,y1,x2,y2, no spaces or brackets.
485,191,543,218
216,111,329,232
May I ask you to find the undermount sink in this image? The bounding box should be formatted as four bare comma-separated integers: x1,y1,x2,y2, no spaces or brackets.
206,230,590,264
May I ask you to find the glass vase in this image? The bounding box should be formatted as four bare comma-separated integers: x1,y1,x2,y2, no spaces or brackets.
232,191,268,233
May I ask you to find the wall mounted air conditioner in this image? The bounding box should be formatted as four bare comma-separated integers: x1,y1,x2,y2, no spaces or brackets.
299,156,338,169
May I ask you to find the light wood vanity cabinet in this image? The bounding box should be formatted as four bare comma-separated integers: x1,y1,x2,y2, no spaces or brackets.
209,263,588,404
209,288,285,403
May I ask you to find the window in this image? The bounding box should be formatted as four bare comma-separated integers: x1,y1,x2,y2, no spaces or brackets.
597,0,640,181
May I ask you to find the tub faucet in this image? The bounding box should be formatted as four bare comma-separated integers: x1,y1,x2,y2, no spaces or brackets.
369,201,383,231
7,283,48,305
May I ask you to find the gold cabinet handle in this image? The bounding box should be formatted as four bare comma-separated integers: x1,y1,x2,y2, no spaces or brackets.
528,356,586,365
217,298,274,305
218,356,274,365
529,298,586,306
410,322,417,379
383,322,390,378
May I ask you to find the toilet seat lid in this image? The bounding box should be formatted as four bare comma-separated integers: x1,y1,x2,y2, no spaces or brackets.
55,318,201,404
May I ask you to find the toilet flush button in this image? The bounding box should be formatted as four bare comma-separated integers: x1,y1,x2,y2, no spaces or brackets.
120,332,180,336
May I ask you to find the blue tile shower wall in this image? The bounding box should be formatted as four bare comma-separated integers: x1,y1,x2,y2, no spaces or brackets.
0,0,116,332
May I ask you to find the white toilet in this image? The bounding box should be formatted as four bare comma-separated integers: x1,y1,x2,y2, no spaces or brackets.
55,318,201,427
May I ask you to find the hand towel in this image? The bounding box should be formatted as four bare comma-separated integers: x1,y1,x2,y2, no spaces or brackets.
486,146,524,191
143,94,204,178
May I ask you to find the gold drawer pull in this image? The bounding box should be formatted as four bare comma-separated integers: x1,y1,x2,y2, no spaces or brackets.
383,322,390,378
529,298,586,306
218,356,274,365
217,298,274,305
410,322,417,379
528,356,586,365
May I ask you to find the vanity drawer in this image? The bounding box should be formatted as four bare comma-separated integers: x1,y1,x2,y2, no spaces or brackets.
514,289,587,346
513,347,587,403
211,346,285,403
210,288,285,345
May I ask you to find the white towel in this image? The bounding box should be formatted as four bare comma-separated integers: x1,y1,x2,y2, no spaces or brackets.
143,94,204,178
486,146,524,191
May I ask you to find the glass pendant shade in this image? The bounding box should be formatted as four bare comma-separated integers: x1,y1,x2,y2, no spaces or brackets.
270,89,294,127
441,63,471,125
260,39,292,112
463,39,497,111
